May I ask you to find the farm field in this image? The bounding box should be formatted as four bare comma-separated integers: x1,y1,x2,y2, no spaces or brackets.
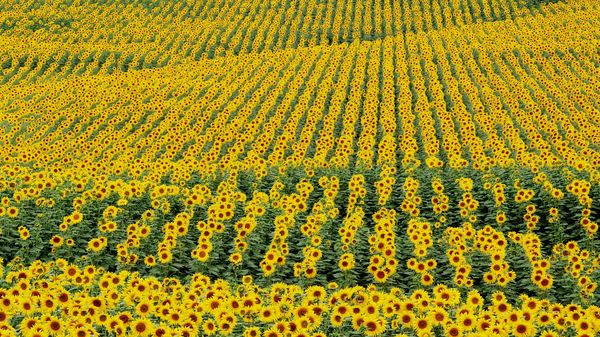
0,0,600,336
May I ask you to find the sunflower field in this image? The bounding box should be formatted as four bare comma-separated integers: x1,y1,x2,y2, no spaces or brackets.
0,0,600,336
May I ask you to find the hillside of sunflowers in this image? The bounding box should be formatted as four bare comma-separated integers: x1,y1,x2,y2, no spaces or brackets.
1,0,600,335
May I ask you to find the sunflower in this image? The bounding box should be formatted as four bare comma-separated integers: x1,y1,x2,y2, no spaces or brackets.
19,317,38,333
144,255,156,267
428,308,448,325
262,327,281,337
131,318,153,337
538,277,553,291
413,316,431,333
25,328,48,337
18,226,30,240
466,290,484,308
6,206,18,218
420,273,434,286
47,318,62,334
330,314,344,327
242,275,253,285
152,325,171,337
444,324,463,337
576,320,592,334
496,212,506,224
136,301,153,316
73,328,92,337
50,235,64,247
398,312,414,327
538,330,557,337
512,320,536,337
363,316,385,336
202,319,217,336
243,327,261,337
229,253,243,265
458,313,476,331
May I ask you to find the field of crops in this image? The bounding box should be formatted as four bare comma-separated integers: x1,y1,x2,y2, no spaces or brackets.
1,0,600,336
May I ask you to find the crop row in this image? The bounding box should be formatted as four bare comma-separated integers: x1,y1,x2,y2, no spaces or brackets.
0,0,585,84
